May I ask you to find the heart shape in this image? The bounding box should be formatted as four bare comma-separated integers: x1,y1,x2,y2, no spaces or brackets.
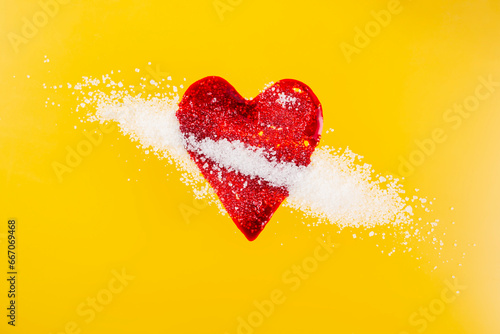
176,76,323,241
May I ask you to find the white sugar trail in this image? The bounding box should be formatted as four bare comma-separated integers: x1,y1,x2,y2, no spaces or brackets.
92,94,187,160
285,149,411,228
82,90,413,228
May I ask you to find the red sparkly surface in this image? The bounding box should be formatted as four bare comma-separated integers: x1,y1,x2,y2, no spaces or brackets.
176,76,323,241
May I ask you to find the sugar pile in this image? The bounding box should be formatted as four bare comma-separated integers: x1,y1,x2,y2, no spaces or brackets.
71,75,415,230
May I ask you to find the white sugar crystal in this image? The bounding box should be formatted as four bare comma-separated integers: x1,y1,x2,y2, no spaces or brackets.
276,92,297,108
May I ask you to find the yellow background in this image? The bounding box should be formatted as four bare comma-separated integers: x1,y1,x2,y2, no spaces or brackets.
1,0,500,333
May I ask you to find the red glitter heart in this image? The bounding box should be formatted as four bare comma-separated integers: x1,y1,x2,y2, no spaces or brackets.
176,77,323,241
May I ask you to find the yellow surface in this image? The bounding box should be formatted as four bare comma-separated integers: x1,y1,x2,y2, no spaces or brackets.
1,0,500,333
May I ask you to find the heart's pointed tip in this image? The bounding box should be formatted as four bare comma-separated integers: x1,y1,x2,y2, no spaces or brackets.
241,227,264,242
244,233,259,242
245,236,257,242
